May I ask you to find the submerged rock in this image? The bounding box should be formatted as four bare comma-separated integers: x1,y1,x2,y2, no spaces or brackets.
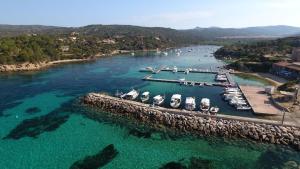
128,128,152,138
25,107,41,115
70,144,118,169
188,157,214,169
160,157,215,169
160,162,187,169
3,111,69,140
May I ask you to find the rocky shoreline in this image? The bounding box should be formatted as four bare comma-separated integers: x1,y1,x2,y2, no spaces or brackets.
0,58,93,72
83,93,300,150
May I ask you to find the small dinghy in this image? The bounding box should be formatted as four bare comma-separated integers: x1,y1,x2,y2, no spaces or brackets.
170,94,181,108
153,95,165,106
210,106,219,114
140,91,150,102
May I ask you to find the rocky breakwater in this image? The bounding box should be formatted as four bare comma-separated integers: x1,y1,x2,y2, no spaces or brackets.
83,93,300,150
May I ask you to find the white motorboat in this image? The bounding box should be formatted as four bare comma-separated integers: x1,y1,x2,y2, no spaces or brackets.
121,89,139,100
131,52,135,56
170,94,182,108
224,87,240,93
163,52,168,56
237,105,252,111
200,98,210,112
179,78,185,82
184,69,190,74
185,97,196,111
223,93,242,100
153,95,165,106
173,66,178,73
210,106,219,114
140,91,150,102
215,74,227,82
229,98,247,106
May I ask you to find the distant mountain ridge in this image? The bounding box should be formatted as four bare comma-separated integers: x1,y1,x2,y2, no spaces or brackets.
193,25,300,39
0,24,300,40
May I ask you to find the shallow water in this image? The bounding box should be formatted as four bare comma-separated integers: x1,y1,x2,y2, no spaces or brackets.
0,46,299,169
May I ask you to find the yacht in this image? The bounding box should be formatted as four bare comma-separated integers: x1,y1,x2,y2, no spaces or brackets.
140,91,150,102
121,89,139,100
153,95,165,106
170,94,182,108
185,97,196,111
200,98,210,112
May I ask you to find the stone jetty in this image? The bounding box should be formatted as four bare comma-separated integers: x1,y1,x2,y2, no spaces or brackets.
83,93,300,150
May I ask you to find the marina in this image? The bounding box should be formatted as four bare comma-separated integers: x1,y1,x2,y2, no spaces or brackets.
1,45,299,168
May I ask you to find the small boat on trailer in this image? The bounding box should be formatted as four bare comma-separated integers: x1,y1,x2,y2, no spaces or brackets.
185,97,196,111
140,91,150,102
153,95,165,106
170,94,182,108
200,98,210,112
121,89,139,100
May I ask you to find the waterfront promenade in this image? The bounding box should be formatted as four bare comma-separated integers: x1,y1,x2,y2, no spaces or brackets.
239,86,282,116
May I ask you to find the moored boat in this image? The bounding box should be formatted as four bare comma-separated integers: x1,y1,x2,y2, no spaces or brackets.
170,94,182,108
153,95,165,106
184,69,190,74
173,66,178,73
185,97,196,111
200,98,210,112
121,89,139,100
210,106,219,114
140,91,150,102
236,105,252,111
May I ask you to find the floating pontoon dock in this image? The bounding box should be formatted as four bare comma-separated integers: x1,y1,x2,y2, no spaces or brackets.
143,75,229,87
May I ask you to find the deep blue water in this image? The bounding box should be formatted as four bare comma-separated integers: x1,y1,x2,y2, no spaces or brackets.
0,46,299,169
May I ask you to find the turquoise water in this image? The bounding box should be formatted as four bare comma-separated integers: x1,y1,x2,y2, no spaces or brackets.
0,46,299,169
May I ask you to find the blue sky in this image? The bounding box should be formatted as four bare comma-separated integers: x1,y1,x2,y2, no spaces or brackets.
1,0,300,29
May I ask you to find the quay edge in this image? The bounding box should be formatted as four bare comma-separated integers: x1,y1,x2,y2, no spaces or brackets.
82,93,300,150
